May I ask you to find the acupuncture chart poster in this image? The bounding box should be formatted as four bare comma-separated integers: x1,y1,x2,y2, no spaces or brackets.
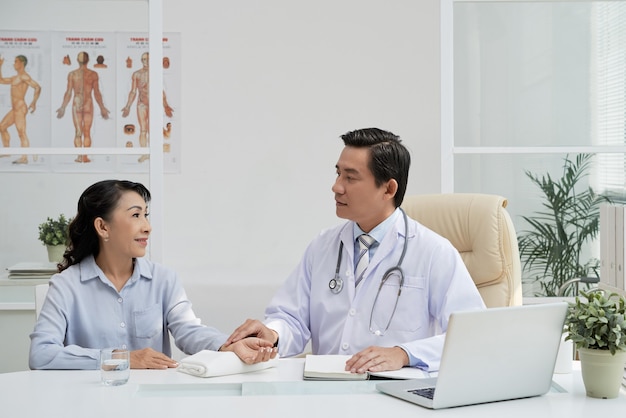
116,32,181,174
0,30,181,174
0,31,51,173
50,31,116,173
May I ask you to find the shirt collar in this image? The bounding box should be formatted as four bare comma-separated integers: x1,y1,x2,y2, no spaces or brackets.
353,207,401,243
79,254,153,284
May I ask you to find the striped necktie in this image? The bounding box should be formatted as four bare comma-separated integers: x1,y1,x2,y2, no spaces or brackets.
355,234,375,287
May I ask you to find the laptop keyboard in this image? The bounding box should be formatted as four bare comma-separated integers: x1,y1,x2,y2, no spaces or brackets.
408,387,436,400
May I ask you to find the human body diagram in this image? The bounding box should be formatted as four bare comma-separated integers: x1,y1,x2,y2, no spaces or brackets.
56,51,110,163
121,52,173,163
0,55,41,164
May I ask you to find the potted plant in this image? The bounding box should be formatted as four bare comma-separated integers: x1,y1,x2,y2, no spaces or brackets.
517,154,612,296
564,289,626,398
38,214,72,263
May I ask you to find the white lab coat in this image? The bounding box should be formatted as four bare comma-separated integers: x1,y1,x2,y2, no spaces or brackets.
265,213,486,371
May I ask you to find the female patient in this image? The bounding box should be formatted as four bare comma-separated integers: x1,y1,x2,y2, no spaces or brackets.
30,179,277,369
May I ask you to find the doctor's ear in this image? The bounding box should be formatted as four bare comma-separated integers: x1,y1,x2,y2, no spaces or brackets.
384,179,398,201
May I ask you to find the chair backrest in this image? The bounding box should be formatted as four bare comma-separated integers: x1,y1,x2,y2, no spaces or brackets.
401,193,522,307
34,283,49,319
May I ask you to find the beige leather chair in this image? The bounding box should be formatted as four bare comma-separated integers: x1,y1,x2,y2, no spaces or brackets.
401,193,522,308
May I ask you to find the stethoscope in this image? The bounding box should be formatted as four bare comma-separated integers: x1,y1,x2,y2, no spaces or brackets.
328,208,408,336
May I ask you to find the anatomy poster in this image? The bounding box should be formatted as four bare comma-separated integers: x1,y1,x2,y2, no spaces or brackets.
0,30,180,174
50,31,116,172
0,31,50,172
117,32,180,173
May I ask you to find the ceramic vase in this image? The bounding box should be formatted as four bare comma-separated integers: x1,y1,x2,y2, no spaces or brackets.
46,245,66,263
578,347,626,399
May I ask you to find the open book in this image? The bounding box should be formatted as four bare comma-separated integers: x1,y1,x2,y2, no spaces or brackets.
303,354,430,381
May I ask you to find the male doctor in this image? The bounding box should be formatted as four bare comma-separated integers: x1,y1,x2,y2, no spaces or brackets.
225,128,485,373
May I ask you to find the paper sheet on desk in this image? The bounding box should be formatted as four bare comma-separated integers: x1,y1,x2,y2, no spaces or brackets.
177,350,279,378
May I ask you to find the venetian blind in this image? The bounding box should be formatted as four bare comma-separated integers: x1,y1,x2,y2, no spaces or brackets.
594,2,626,199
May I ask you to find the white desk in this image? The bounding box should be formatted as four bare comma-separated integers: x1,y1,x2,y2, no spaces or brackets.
0,359,623,417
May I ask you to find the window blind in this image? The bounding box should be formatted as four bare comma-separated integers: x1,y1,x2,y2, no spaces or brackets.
594,2,626,198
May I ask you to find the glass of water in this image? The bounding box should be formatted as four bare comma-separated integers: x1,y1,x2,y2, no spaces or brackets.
100,348,130,386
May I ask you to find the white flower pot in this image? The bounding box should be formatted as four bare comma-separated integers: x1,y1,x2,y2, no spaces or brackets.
578,347,626,399
46,245,66,263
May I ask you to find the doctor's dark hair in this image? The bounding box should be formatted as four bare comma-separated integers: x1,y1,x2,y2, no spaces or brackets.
59,180,151,272
340,127,410,207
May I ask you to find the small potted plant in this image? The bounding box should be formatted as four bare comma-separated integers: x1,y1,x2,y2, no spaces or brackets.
564,289,626,398
38,214,72,263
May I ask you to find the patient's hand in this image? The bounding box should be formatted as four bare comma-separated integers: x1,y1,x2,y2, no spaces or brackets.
130,347,178,369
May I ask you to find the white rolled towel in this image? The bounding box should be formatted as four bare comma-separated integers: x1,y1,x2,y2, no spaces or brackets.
177,350,278,378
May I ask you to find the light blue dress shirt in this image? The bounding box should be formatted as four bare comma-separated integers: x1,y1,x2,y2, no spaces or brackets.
29,255,227,370
353,208,400,267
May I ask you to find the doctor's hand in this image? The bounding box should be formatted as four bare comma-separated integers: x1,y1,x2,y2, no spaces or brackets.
345,346,409,374
224,319,279,347
130,347,179,369
220,337,278,365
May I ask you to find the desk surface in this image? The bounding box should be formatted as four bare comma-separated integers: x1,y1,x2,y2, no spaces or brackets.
0,359,623,417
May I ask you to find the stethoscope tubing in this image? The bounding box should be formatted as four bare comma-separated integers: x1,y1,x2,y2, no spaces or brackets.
328,209,409,335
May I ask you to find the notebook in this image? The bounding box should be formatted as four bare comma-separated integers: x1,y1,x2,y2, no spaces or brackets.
303,354,430,380
376,302,568,409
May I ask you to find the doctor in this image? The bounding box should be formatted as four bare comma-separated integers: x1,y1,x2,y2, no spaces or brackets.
225,128,485,373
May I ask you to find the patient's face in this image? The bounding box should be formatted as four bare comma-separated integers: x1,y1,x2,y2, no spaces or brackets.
103,191,151,259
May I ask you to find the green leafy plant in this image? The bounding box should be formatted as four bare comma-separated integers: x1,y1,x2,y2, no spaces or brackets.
38,214,72,246
517,154,611,296
565,290,626,355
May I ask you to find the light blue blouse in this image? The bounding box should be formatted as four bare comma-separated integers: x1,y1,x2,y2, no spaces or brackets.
29,255,227,370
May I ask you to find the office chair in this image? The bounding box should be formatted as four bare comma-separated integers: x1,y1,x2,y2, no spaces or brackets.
34,283,49,319
557,276,600,297
401,193,523,307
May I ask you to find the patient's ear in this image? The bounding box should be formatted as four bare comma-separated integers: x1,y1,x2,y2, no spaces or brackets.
93,217,109,240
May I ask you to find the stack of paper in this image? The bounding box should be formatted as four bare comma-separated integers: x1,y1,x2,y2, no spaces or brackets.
7,262,58,280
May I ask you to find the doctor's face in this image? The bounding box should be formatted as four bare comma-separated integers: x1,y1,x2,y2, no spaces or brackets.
332,146,395,232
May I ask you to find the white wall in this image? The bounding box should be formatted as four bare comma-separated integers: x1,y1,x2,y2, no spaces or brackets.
0,1,441,335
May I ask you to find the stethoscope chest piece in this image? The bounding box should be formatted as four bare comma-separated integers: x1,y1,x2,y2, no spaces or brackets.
329,276,343,294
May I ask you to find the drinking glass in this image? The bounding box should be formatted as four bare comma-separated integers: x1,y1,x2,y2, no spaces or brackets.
100,348,130,386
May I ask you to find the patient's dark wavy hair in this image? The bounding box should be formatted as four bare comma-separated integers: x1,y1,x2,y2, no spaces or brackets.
59,180,151,272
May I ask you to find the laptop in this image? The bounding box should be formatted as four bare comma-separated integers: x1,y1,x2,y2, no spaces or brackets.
376,302,568,409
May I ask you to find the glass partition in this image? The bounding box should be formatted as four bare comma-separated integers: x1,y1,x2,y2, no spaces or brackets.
448,0,626,295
